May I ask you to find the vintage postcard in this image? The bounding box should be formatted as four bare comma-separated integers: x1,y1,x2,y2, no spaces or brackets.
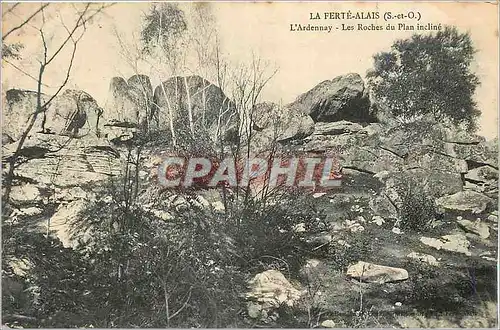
1,1,498,328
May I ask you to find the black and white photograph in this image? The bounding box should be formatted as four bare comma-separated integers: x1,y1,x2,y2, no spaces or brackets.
1,1,498,328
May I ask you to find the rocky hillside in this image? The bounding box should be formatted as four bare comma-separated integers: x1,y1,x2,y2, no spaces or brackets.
2,73,498,328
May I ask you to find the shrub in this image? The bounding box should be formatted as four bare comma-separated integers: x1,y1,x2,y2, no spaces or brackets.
228,189,325,274
392,176,436,230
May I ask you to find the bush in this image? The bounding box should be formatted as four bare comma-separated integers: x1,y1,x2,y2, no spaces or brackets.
227,189,325,274
393,176,436,230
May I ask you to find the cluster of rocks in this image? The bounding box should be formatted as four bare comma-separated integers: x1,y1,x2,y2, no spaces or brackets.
2,71,497,325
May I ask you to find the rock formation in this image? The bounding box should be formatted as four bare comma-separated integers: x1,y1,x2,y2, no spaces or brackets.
3,89,103,140
288,73,375,123
103,74,154,129
153,75,237,141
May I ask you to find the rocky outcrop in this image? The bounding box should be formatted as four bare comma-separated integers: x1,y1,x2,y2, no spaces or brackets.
457,219,490,239
346,261,409,283
406,252,440,266
3,131,124,247
288,73,374,123
435,191,493,214
251,102,314,149
246,270,302,321
420,234,472,256
103,75,153,129
3,133,122,187
452,137,498,169
312,121,363,136
3,89,103,140
153,75,237,141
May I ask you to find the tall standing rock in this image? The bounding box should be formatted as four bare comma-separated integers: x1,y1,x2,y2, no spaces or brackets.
127,74,154,129
153,75,237,141
104,77,136,124
288,73,374,123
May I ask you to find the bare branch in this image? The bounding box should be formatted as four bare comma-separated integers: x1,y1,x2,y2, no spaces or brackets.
2,3,50,41
2,3,20,18
46,3,114,65
41,35,80,109
2,58,51,87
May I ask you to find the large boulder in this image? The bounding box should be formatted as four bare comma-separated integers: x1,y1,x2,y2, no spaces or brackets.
3,89,103,140
153,75,237,141
435,191,494,214
420,234,471,256
103,75,154,129
251,102,314,148
457,219,490,239
245,270,302,321
346,261,409,284
288,73,374,123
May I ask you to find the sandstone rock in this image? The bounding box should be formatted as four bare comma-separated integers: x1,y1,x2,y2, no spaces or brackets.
3,89,103,140
252,102,278,130
48,200,87,248
153,75,237,142
346,261,409,283
246,270,302,320
54,186,88,202
465,166,498,184
306,233,332,246
384,169,463,198
128,74,153,125
343,145,404,174
14,207,44,217
406,252,440,266
104,77,135,124
371,215,385,226
104,75,154,129
392,227,402,235
149,208,173,221
303,133,357,153
405,150,468,174
435,191,493,214
4,134,122,187
420,234,471,256
320,320,336,328
211,201,225,211
457,219,490,239
293,223,306,233
289,73,374,123
369,195,398,220
487,213,498,223
10,184,42,204
251,102,314,149
453,138,498,169
313,121,363,136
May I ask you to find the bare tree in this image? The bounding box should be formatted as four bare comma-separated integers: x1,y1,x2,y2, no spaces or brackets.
2,3,113,212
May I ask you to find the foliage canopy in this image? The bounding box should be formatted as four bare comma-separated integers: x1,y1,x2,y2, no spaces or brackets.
367,26,480,130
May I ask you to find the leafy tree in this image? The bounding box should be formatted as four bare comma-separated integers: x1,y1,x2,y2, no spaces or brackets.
367,26,480,130
140,3,187,61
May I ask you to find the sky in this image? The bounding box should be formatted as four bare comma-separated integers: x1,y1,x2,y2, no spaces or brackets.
2,2,498,138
